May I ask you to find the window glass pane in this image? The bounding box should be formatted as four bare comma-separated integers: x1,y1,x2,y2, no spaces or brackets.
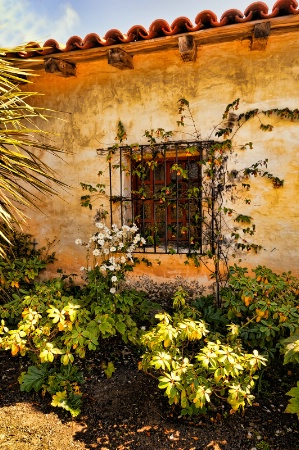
144,185,152,197
170,204,184,220
140,202,152,219
188,161,199,179
140,165,150,181
154,164,165,181
155,203,166,221
170,171,183,181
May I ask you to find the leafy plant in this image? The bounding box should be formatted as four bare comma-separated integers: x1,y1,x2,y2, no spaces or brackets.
281,334,299,419
0,220,156,416
221,265,299,355
19,364,83,417
0,227,55,306
139,292,267,416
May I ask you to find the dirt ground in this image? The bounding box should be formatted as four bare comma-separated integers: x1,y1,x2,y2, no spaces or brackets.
0,346,298,450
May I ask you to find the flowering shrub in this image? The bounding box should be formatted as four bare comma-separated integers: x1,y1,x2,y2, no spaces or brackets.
0,221,156,416
76,222,146,293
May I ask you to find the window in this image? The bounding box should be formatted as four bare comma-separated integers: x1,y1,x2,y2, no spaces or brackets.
106,141,212,254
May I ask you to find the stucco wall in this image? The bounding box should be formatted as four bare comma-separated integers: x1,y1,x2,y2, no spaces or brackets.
21,29,299,282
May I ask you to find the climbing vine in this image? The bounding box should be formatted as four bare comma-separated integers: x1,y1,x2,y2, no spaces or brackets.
80,99,299,303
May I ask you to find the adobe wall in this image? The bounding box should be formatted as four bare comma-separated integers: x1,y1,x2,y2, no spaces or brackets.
21,29,299,283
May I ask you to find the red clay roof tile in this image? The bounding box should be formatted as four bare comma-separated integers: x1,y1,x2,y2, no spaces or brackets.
11,0,299,58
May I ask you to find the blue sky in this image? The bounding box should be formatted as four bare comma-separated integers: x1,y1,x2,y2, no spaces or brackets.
1,0,277,48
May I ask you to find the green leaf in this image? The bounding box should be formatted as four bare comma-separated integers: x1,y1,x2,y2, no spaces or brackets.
19,365,49,392
116,321,126,335
102,361,115,379
51,390,82,417
51,390,68,407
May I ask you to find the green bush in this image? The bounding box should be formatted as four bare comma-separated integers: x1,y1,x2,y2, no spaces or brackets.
0,275,153,416
1,227,299,419
139,289,267,416
0,227,55,305
281,334,299,419
220,265,299,356
0,221,156,416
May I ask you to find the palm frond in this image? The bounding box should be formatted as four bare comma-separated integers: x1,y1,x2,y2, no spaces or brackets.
0,46,68,256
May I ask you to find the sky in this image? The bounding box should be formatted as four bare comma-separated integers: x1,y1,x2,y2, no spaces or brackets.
1,0,277,48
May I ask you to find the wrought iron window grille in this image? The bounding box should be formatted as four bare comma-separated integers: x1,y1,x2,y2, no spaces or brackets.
97,140,213,254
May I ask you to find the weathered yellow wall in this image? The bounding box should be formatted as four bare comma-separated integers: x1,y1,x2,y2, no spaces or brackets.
22,29,299,282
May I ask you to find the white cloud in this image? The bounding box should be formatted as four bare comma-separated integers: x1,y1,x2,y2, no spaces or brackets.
0,0,80,48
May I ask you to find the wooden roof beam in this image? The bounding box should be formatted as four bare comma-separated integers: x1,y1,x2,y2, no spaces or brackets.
251,22,271,51
107,48,134,70
178,35,197,62
44,58,76,77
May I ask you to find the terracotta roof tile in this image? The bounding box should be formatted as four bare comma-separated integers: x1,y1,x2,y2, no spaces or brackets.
10,0,299,58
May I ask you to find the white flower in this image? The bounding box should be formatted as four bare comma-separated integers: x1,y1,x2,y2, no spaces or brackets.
120,256,126,263
100,265,106,272
103,248,109,255
122,225,130,232
140,237,146,245
97,233,104,239
95,222,104,229
110,246,116,252
111,276,118,282
92,249,101,256
75,238,82,245
110,287,116,294
97,239,105,246
141,326,146,331
80,266,85,271
118,242,124,249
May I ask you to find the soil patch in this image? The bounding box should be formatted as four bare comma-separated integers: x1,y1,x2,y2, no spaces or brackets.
0,346,298,450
